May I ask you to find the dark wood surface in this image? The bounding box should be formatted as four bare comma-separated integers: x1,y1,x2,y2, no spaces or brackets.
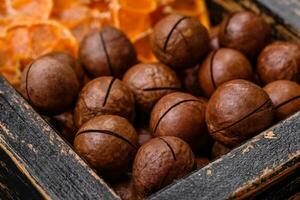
255,0,300,36
0,147,42,200
253,169,300,200
149,112,300,200
0,76,119,200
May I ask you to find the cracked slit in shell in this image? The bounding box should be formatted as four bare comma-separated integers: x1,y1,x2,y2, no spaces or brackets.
102,77,116,107
274,95,300,109
99,32,115,76
153,99,201,134
158,137,176,161
80,77,116,112
163,16,189,52
76,129,137,149
211,99,273,134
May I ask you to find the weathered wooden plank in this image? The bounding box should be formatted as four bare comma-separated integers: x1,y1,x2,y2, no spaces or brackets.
0,76,119,200
253,169,300,200
0,148,43,200
149,112,300,200
254,0,300,36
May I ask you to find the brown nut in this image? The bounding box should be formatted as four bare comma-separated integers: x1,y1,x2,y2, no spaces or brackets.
20,54,80,115
74,115,138,181
150,92,208,151
123,63,181,112
79,26,137,78
264,80,300,120
113,179,141,200
195,157,210,169
206,79,274,147
132,136,195,196
209,25,220,51
198,48,254,97
46,51,85,86
136,126,153,147
150,14,209,70
180,65,202,96
52,110,76,143
211,141,231,159
74,76,135,128
219,11,271,58
257,41,300,84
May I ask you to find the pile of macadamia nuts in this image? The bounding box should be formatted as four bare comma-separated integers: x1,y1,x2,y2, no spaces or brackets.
20,11,300,200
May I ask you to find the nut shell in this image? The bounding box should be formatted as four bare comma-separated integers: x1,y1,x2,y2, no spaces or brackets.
52,110,76,143
74,76,135,127
150,14,209,69
79,26,137,78
113,179,141,200
211,141,231,159
264,80,300,120
74,115,138,181
206,80,274,147
257,41,300,84
123,63,181,112
219,11,271,58
198,48,253,97
150,92,208,151
195,157,210,169
180,65,202,96
133,136,194,196
46,51,85,86
136,127,153,146
20,55,80,115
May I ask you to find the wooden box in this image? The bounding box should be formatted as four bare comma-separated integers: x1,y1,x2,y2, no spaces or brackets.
0,0,299,199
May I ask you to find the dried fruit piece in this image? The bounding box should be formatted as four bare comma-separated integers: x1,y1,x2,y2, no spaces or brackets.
119,0,157,14
8,0,53,19
133,32,157,62
118,8,151,41
0,20,78,86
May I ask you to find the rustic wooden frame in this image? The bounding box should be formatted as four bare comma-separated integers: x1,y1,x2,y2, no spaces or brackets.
0,0,299,199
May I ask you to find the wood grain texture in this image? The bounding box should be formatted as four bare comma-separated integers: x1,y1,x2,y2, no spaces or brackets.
0,76,120,200
253,169,300,200
0,148,42,200
254,0,300,35
149,112,300,200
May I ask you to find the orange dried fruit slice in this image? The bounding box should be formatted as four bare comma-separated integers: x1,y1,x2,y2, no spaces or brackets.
117,8,151,41
52,4,92,28
0,19,10,37
89,0,110,12
70,18,102,43
8,0,53,19
5,20,78,58
199,13,210,30
133,31,157,63
0,66,21,87
150,5,167,26
52,3,105,43
118,0,157,14
168,0,202,16
0,20,78,86
0,1,8,17
0,38,12,67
